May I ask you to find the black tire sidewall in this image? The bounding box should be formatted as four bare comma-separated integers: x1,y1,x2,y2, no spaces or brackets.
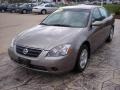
23,10,27,14
75,45,89,72
1,9,5,13
41,9,46,14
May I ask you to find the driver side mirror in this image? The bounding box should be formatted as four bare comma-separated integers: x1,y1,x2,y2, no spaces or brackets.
93,16,105,22
92,21,104,26
92,16,105,26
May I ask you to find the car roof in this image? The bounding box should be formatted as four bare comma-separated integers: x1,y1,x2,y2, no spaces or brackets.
61,4,101,10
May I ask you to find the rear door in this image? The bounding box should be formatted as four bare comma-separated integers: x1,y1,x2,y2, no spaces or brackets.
89,8,106,51
98,7,114,39
44,4,51,13
28,4,34,11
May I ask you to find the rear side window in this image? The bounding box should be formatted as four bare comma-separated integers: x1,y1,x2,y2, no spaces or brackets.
28,4,31,7
45,4,51,7
51,4,56,7
99,7,108,17
92,8,101,22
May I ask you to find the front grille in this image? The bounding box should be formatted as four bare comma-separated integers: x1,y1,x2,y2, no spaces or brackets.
16,45,42,57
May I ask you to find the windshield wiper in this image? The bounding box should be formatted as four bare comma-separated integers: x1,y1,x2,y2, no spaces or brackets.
40,23,49,25
40,23,73,27
50,24,72,27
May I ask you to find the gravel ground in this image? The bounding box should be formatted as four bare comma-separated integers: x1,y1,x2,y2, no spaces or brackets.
0,13,120,90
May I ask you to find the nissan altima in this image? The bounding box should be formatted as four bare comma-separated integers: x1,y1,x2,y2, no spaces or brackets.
8,5,115,74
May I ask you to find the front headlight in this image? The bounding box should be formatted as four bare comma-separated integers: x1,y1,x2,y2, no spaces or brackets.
46,44,72,57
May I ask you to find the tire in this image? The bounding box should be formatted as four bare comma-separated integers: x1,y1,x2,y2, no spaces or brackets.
106,27,114,42
75,45,89,72
1,9,5,13
22,10,27,14
41,9,47,15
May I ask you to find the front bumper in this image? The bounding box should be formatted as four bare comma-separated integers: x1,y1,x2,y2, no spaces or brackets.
8,46,75,74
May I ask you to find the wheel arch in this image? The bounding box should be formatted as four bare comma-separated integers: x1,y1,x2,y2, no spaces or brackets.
73,40,91,72
22,9,27,13
81,41,91,59
41,9,47,14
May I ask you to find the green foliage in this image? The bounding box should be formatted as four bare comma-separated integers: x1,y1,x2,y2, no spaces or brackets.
104,4,120,15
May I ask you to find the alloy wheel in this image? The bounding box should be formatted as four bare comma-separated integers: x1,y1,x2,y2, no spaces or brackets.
42,10,46,15
23,10,27,14
1,9,5,13
79,49,88,69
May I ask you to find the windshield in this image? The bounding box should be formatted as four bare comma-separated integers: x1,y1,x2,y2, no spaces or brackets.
19,3,27,7
8,4,14,7
41,9,90,28
38,3,46,6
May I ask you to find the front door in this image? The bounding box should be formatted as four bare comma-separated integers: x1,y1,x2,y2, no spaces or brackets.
89,8,106,52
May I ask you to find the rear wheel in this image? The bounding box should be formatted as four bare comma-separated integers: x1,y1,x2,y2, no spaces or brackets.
106,27,114,42
22,10,27,14
41,9,47,15
75,45,89,72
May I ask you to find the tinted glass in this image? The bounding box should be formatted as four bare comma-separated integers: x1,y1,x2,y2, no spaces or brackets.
28,4,31,7
99,7,108,17
45,4,51,7
51,4,55,7
39,3,46,6
41,9,90,28
92,8,102,21
20,3,27,7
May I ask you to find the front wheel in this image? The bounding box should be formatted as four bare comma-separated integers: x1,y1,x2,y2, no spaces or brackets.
75,45,89,72
1,9,5,13
41,9,47,15
106,27,114,42
22,10,27,14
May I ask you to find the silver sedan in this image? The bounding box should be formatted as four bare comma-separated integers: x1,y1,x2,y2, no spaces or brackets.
32,3,58,14
8,5,115,74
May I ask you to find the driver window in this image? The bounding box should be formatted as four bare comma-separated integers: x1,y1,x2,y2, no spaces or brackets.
92,8,102,22
28,4,31,7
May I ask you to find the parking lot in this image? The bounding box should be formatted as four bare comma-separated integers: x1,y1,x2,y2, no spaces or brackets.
0,13,120,90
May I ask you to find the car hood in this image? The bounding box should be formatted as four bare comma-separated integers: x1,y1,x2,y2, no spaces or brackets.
15,25,83,50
